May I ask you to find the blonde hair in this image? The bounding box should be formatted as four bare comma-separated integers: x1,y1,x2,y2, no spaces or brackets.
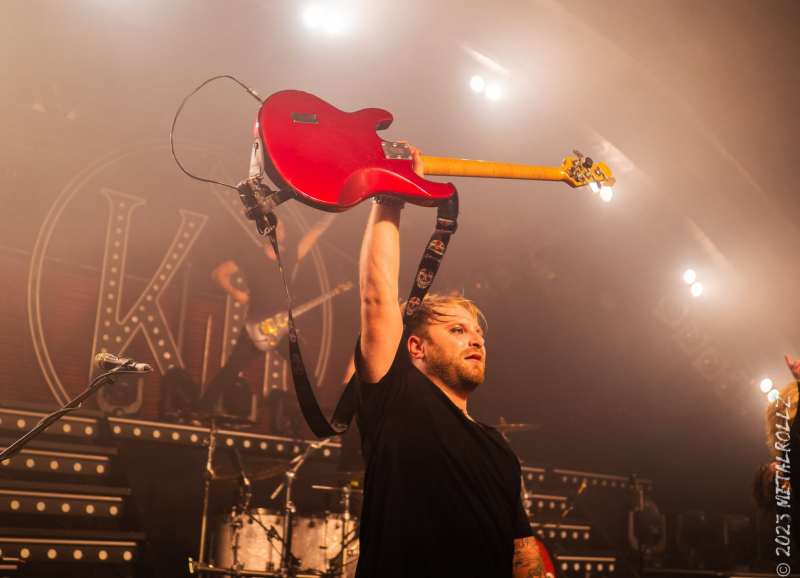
402,292,486,338
766,381,798,459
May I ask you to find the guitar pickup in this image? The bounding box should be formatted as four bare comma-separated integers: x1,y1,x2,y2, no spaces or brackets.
291,112,318,124
381,140,412,160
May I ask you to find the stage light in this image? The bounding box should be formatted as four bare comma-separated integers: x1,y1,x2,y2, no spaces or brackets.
589,182,600,193
470,75,486,93
301,2,352,35
324,10,348,35
682,269,697,285
302,3,325,29
599,186,614,203
690,282,703,297
759,378,774,393
768,389,780,403
485,83,503,101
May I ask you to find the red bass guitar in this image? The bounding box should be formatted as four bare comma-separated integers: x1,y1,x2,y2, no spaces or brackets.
256,90,615,211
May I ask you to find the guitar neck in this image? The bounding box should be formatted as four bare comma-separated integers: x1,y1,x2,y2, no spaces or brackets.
293,286,349,317
421,155,568,183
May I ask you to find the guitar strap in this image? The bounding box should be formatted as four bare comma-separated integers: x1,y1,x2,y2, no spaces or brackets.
238,141,460,438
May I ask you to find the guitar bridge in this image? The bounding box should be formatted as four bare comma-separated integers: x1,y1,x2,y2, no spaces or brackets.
381,140,412,160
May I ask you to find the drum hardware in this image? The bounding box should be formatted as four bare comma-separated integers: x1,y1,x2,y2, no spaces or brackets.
493,417,541,435
188,557,278,577
191,417,289,577
196,417,220,572
190,432,344,577
229,447,255,571
213,462,288,483
268,438,335,576
310,485,363,494
310,483,361,577
627,474,665,569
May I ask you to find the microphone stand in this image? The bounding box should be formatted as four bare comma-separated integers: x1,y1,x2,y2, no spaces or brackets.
0,364,139,462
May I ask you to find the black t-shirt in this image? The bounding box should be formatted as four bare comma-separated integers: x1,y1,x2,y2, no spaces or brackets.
354,339,532,578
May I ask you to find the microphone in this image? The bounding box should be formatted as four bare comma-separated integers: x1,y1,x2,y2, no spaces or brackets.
94,353,153,373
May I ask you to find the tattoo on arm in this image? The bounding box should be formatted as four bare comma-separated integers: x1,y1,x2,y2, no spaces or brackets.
513,536,545,578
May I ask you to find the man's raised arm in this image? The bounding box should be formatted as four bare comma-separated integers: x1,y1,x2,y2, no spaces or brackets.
358,145,423,383
358,201,404,383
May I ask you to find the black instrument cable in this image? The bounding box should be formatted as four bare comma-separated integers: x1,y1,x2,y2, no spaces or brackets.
169,74,263,193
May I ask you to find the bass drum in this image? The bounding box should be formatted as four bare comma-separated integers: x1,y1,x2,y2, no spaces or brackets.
214,510,359,577
292,513,359,577
214,509,284,573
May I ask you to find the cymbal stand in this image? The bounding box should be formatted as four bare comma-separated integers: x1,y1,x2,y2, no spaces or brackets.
324,486,353,578
269,438,333,577
197,418,219,568
311,482,359,578
339,485,354,577
230,447,253,571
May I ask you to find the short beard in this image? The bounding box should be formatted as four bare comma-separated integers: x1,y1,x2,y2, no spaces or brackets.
425,344,485,394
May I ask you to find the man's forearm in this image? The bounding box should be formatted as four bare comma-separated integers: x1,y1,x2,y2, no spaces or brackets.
297,213,336,261
513,537,546,578
212,262,244,298
357,202,404,381
359,143,421,306
359,203,402,306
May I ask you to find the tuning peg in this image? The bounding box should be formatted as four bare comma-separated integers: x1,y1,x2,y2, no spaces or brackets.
582,157,594,169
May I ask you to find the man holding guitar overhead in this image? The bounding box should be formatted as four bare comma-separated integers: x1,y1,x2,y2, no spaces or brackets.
168,83,612,575
354,146,545,577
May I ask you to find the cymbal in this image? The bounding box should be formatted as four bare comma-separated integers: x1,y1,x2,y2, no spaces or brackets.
492,422,540,433
185,411,257,430
312,484,364,494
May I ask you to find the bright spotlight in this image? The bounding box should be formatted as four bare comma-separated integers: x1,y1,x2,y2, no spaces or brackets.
768,389,780,403
470,75,486,93
485,83,503,101
302,3,324,29
682,269,697,285
759,378,774,393
302,2,352,35
324,12,347,35
589,182,600,194
690,281,703,297
599,186,614,203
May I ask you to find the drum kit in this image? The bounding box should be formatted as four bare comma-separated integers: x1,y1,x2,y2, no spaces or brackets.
187,417,361,578
186,416,549,577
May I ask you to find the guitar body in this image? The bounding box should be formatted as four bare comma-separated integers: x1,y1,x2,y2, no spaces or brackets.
244,282,354,352
535,536,559,578
257,90,457,210
245,313,288,352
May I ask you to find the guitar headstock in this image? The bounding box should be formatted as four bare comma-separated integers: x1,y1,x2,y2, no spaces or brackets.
561,150,616,189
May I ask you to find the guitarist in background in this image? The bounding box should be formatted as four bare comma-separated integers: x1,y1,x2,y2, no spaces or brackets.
196,213,335,418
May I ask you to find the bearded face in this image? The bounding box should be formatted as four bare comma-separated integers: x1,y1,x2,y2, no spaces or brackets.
414,305,486,393
425,339,485,392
